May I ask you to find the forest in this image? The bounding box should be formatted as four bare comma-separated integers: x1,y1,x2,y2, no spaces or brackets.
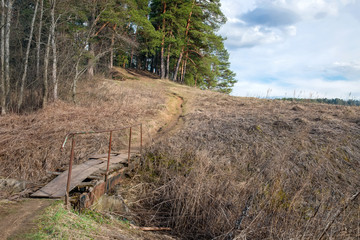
0,0,236,115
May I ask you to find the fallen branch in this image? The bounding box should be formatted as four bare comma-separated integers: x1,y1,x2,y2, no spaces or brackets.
130,224,171,231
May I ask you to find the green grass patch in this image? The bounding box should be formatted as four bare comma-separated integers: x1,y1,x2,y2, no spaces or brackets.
26,201,115,240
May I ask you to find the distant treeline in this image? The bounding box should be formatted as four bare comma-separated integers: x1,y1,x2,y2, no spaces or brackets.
279,98,360,106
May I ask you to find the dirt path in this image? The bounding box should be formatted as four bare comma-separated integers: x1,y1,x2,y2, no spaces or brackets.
154,92,185,142
0,199,53,239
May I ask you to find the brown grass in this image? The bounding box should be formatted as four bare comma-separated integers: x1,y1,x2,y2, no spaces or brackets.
0,70,170,182
126,90,360,239
1,69,359,239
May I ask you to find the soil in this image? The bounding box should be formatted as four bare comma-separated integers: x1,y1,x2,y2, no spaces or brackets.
154,92,184,142
0,199,54,240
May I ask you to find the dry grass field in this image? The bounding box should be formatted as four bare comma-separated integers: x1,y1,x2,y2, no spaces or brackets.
126,89,360,239
0,69,359,239
0,69,177,193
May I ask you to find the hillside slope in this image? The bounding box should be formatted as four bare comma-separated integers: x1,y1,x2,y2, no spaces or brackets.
121,78,360,239
0,68,183,185
0,69,359,239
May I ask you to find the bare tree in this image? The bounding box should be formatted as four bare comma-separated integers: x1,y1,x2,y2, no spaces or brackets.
72,6,107,103
160,1,166,79
165,43,171,79
4,0,13,102
109,24,116,69
0,0,5,115
50,0,57,100
43,31,51,107
18,0,39,110
36,0,44,80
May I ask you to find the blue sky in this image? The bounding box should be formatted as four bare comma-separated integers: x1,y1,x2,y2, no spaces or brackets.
219,0,360,99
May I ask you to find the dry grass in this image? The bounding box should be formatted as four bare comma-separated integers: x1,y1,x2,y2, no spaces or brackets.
0,70,169,182
127,90,360,239
1,69,359,239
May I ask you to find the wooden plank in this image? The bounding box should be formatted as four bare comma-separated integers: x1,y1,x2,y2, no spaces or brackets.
97,155,128,165
89,151,137,159
88,153,118,159
31,154,132,198
31,160,104,198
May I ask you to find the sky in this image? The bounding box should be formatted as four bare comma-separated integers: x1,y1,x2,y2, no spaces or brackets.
219,0,360,99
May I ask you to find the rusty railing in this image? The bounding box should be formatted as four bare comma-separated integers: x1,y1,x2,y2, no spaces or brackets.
60,123,143,207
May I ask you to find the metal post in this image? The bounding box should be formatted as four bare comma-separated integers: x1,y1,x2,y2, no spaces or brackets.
128,127,132,165
105,131,113,182
65,135,75,208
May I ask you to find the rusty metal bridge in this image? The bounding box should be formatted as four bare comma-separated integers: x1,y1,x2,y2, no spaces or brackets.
31,124,143,208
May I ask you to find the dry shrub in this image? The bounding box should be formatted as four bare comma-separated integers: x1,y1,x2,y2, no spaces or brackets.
130,92,360,239
0,77,166,182
132,149,248,239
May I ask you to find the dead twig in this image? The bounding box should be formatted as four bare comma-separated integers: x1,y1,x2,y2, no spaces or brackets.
130,224,171,231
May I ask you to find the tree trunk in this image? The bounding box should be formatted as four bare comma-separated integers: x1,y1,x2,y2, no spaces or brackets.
36,0,44,80
109,24,116,69
160,39,165,78
137,56,141,70
181,54,188,83
160,2,166,79
72,61,80,103
166,44,171,79
87,42,95,77
50,0,58,100
4,0,13,99
1,0,5,115
130,47,134,68
151,56,155,73
180,59,184,83
86,3,102,77
173,1,194,82
43,32,51,107
129,28,138,69
173,51,183,82
18,0,39,110
73,50,109,103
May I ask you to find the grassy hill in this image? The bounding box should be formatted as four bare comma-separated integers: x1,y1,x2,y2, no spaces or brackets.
129,82,360,239
0,69,359,239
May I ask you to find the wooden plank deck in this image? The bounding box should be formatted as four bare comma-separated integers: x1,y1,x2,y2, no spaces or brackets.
31,154,130,198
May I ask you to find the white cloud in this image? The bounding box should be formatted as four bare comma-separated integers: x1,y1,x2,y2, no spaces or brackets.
220,0,360,99
219,1,301,49
223,25,284,48
227,17,246,24
220,0,256,17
